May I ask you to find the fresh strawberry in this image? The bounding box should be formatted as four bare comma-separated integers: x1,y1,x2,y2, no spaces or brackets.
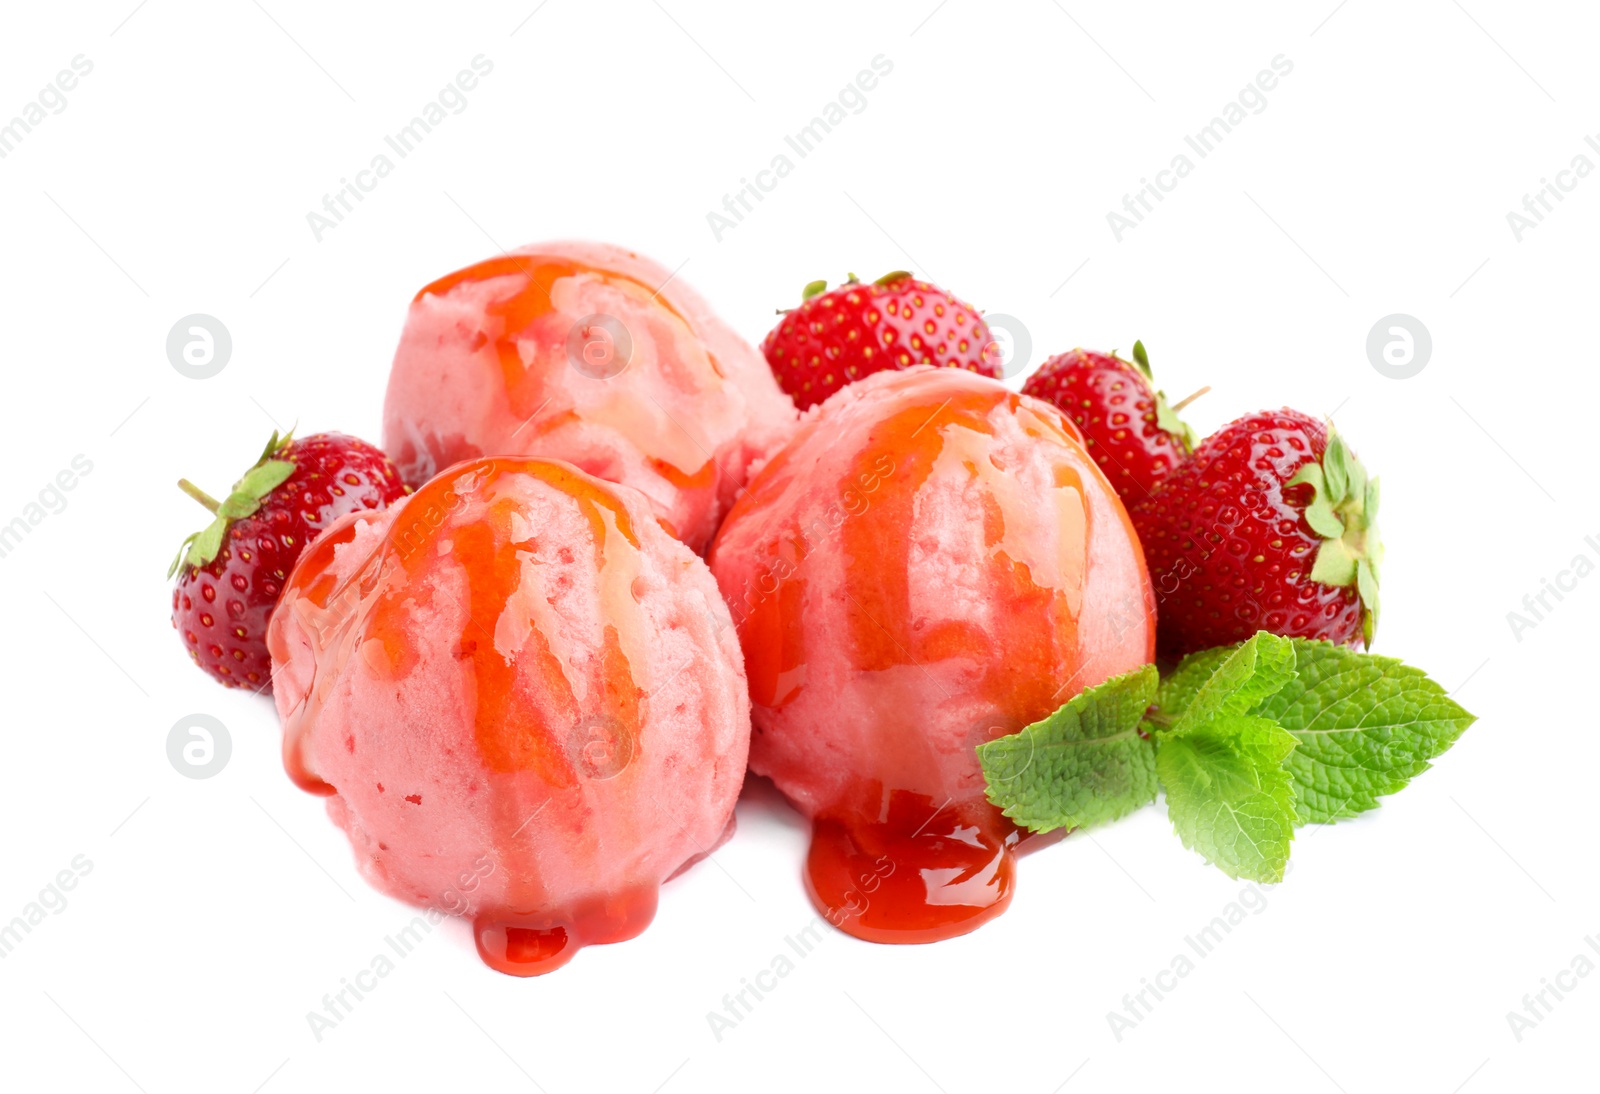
1130,409,1380,657
761,272,999,410
170,431,407,690
1022,341,1197,506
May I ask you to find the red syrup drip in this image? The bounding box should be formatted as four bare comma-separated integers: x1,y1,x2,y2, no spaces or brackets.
473,884,660,977
474,813,737,976
803,790,1021,945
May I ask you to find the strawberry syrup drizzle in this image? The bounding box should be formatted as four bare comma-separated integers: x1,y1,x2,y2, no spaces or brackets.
278,458,667,976
407,253,725,503
728,375,1100,944
806,791,1022,944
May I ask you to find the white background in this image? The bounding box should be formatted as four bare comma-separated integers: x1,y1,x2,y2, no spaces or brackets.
1,1,1595,1091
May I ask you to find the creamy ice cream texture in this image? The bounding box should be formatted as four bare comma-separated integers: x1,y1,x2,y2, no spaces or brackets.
267,456,751,975
382,241,797,552
708,367,1155,943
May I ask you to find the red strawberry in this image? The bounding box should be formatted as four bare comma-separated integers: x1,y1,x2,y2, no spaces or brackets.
761,272,999,410
1130,409,1380,657
1022,341,1197,506
170,431,407,690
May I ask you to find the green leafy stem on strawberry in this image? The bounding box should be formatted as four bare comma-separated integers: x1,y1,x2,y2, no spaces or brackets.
787,270,909,312
1130,339,1204,451
168,429,298,578
977,631,1475,883
1288,430,1382,644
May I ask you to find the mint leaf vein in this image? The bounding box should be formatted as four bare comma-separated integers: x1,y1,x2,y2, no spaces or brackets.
977,665,1159,834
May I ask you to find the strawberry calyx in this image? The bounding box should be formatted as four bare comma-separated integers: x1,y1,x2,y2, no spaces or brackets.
779,277,843,313
1129,340,1199,450
786,271,910,312
168,429,298,579
1286,428,1382,644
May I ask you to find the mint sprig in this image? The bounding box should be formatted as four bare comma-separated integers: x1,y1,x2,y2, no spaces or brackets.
977,631,1475,883
976,665,1159,833
1157,712,1298,882
1166,630,1297,729
1160,639,1478,825
1152,633,1300,881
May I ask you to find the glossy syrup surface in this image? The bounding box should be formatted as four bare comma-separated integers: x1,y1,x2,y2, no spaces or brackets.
276,458,668,976
384,243,790,551
415,253,718,418
712,369,1154,945
806,791,1021,944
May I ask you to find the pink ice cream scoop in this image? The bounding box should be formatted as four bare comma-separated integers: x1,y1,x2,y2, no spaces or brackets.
382,241,797,552
267,456,751,975
707,367,1154,944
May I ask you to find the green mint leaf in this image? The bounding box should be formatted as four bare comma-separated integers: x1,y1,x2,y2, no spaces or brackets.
1156,713,1299,882
1243,639,1476,824
977,665,1159,834
1149,633,1300,882
1156,635,1477,825
1169,630,1298,732
1148,647,1230,725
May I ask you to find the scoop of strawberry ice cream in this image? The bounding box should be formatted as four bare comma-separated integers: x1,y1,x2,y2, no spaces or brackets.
707,367,1154,943
267,456,751,975
382,241,797,552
